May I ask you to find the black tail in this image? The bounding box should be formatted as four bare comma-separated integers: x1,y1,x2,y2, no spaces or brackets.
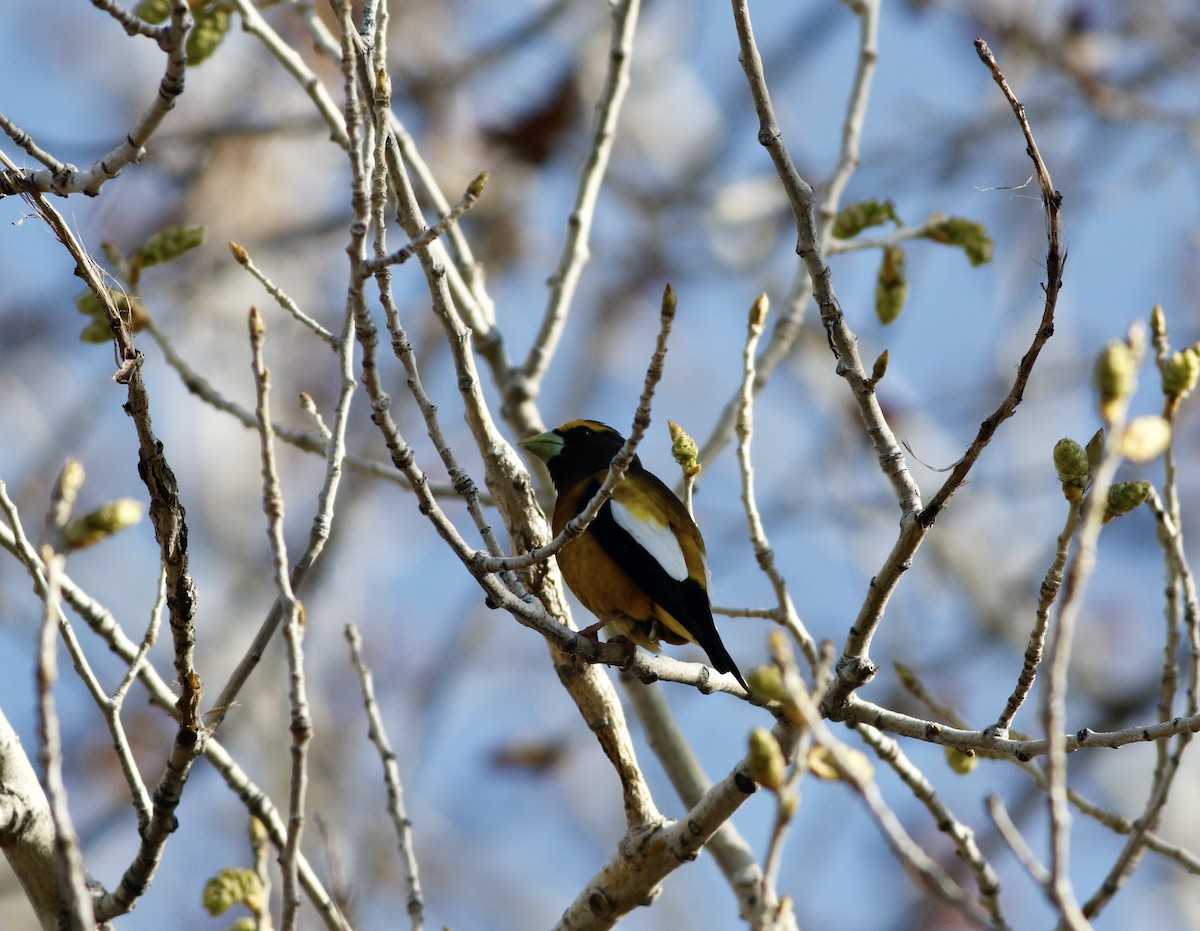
699,630,749,691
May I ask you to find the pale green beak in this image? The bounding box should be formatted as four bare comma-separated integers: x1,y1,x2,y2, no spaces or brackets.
518,430,564,463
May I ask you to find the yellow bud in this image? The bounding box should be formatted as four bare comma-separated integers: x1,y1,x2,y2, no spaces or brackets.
467,170,489,201
778,790,799,820
1052,438,1089,501
1119,415,1171,464
64,498,144,550
944,746,977,775
202,868,263,916
1095,340,1136,422
57,459,85,500
869,349,889,386
374,66,392,107
745,665,788,703
748,728,787,790
1104,481,1151,522
807,744,874,784
748,292,769,329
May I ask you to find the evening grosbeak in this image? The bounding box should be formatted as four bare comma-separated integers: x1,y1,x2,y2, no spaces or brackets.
520,419,747,690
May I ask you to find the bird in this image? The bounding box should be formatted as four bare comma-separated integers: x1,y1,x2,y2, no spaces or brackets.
520,419,747,690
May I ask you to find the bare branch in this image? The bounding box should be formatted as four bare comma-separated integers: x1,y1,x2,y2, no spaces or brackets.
521,0,642,386
346,625,426,931
0,1,193,198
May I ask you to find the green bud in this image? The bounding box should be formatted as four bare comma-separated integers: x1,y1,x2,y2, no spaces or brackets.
1150,304,1168,346
1105,481,1151,522
64,499,144,550
74,290,103,319
661,283,676,316
923,216,993,266
1161,347,1200,401
1095,340,1137,422
748,728,787,790
131,225,206,274
667,420,701,478
944,746,977,775
186,7,231,66
875,246,907,325
134,0,169,24
869,349,889,387
202,867,263,916
75,287,131,319
746,665,788,703
80,318,113,344
832,199,898,239
1052,438,1089,500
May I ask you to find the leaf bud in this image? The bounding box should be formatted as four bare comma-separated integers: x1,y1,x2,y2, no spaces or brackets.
64,498,144,550
1052,438,1089,501
748,728,786,790
1104,481,1151,522
1095,339,1136,422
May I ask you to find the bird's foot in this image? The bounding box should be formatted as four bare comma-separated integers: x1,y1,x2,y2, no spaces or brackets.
577,618,608,642
608,635,638,671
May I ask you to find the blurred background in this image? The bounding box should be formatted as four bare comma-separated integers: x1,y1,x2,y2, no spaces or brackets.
2,0,1200,928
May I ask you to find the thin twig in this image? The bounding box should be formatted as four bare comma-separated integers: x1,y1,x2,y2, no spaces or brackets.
0,2,192,198
987,795,1052,887
362,171,488,273
856,723,1008,927
248,308,310,931
699,0,881,468
36,462,97,931
228,0,350,148
1041,347,1140,930
230,243,337,344
734,294,818,670
345,626,425,931
1080,483,1200,919
823,36,1065,712
90,0,165,40
521,0,642,385
0,481,155,830
920,39,1064,526
0,518,350,930
990,499,1085,735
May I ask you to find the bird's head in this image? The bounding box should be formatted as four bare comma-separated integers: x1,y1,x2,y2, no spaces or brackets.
519,420,634,491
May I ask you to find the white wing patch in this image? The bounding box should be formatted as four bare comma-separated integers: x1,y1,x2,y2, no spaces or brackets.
611,499,688,581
